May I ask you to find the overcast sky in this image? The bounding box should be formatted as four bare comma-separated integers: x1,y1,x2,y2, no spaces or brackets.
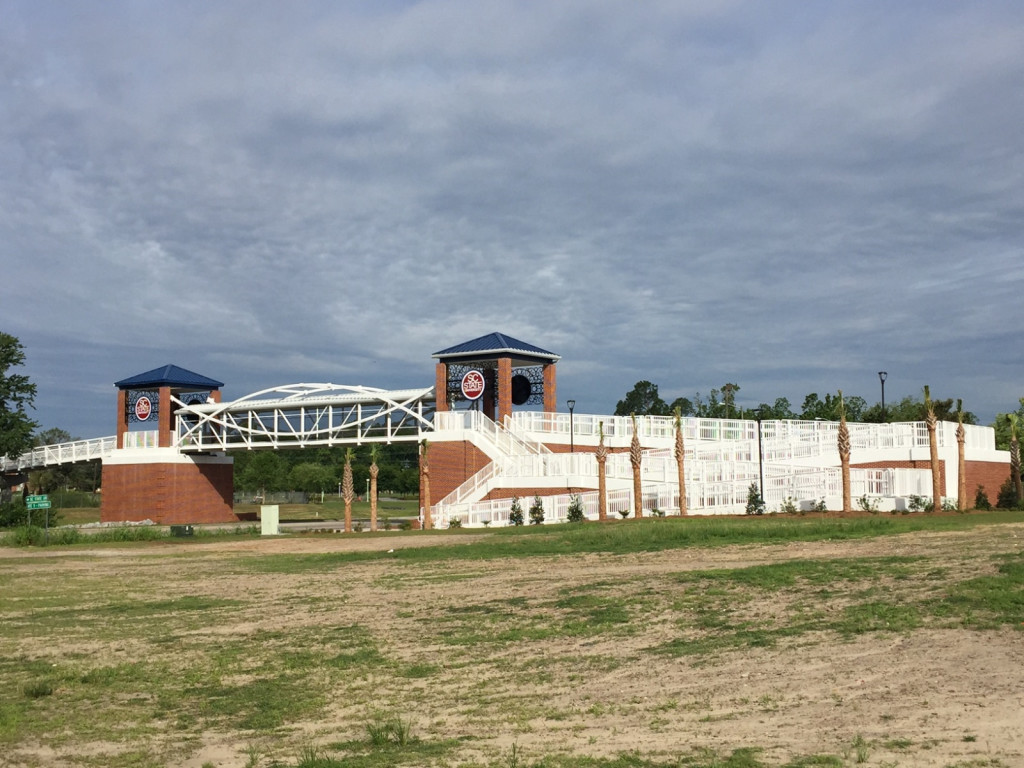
2,1,1023,440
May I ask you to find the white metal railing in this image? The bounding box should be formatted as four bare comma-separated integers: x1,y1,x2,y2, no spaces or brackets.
511,412,757,444
760,419,992,454
434,410,548,456
0,436,117,472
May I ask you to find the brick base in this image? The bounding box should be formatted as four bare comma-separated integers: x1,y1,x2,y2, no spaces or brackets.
101,458,236,525
426,441,491,503
964,460,1013,505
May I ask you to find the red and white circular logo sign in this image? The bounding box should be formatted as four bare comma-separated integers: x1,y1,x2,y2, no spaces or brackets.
135,396,153,421
461,370,485,400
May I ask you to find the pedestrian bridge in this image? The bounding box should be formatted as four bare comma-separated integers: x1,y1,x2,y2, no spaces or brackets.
1,383,436,472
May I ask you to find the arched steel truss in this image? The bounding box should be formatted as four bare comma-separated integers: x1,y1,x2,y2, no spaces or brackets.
174,384,436,451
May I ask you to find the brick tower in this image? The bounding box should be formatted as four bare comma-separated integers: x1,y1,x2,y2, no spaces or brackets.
101,365,236,525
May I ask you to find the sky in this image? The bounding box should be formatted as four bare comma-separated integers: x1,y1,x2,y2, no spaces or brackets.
2,1,1023,440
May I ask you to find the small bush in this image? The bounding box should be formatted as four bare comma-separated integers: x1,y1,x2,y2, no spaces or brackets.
779,497,798,515
509,496,524,526
857,495,879,514
745,483,765,516
651,507,665,518
907,495,926,513
566,494,585,523
974,485,992,511
528,495,545,525
996,477,1021,509
447,517,462,529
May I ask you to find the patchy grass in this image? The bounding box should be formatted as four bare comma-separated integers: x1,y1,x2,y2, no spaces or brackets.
0,516,1021,767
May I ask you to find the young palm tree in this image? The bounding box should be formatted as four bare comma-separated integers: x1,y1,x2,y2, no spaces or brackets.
595,421,608,522
924,385,942,511
342,447,355,533
955,399,967,511
369,444,380,532
674,407,688,516
419,439,432,530
1008,413,1022,504
838,391,852,513
630,413,643,519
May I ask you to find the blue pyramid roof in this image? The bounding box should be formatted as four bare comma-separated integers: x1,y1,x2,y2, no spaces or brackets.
432,332,560,363
114,365,224,390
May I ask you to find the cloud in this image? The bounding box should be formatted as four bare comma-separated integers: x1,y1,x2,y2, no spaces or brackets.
2,1,1023,438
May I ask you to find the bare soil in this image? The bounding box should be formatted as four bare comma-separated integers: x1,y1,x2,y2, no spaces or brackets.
3,523,1023,768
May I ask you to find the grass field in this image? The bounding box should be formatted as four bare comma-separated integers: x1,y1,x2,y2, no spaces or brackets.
49,498,421,527
1,512,1022,768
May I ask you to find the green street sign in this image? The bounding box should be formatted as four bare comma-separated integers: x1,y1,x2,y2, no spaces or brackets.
27,500,51,510
26,494,48,503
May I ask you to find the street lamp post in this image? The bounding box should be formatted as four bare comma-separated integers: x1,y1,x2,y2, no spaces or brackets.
567,399,576,452
878,371,888,422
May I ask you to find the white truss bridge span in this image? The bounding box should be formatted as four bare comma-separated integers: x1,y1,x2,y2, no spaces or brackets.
173,384,436,451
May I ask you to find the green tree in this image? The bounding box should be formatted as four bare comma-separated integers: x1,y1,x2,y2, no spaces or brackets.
289,462,336,494
754,397,796,420
0,333,38,460
800,392,867,421
238,452,287,498
614,381,669,416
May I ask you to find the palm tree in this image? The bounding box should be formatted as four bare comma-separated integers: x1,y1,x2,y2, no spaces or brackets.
595,421,608,522
838,390,852,513
369,444,380,531
342,447,355,533
419,439,432,530
1007,413,1022,505
956,399,967,511
674,408,687,516
630,413,643,519
924,385,942,511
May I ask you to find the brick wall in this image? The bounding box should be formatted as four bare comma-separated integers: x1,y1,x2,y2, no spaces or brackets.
425,441,491,504
101,460,235,524
965,460,1012,505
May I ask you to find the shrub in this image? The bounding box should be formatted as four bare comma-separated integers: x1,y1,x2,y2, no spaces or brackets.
857,495,879,514
528,495,545,525
907,495,926,513
566,494,584,523
0,499,28,528
996,477,1021,509
779,497,798,515
974,485,992,511
509,496,524,526
447,517,462,529
745,483,765,516
651,507,665,518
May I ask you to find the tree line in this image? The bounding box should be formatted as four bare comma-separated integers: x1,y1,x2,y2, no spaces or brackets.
614,379,980,426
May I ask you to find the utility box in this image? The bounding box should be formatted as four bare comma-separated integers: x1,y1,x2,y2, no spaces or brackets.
260,505,280,536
